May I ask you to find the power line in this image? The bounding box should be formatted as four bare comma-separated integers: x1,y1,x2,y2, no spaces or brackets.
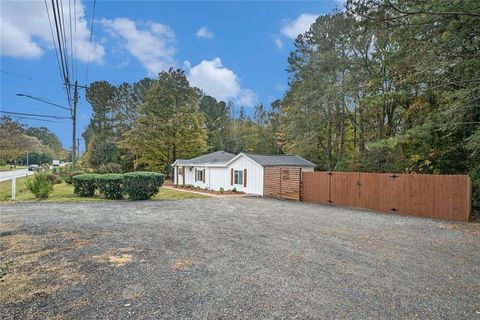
0,70,32,80
0,110,71,119
51,0,72,108
44,0,68,103
10,116,68,124
85,0,97,86
16,93,71,111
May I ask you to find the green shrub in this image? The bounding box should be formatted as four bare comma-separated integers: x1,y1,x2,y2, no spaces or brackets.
65,170,85,184
219,187,224,194
25,174,53,199
72,174,99,197
97,162,123,174
46,173,58,183
123,172,165,200
232,187,237,193
54,176,64,184
0,159,6,166
97,174,124,199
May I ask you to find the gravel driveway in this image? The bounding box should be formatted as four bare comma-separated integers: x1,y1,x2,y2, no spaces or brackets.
1,198,479,319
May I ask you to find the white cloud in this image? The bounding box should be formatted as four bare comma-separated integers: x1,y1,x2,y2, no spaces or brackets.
274,37,283,49
0,0,104,62
280,13,318,39
102,18,176,76
196,26,214,39
187,58,257,106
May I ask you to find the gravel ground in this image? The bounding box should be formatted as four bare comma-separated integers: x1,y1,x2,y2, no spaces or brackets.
1,198,479,319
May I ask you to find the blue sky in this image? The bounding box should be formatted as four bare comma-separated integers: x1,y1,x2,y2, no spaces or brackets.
1,1,343,152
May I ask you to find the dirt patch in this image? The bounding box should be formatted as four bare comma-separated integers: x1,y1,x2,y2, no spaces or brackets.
0,227,87,304
70,297,89,310
90,248,134,267
171,259,194,271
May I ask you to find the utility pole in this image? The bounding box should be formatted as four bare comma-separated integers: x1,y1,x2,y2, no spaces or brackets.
72,81,78,171
77,138,81,158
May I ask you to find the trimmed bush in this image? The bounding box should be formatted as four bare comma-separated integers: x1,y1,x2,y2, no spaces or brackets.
72,174,99,197
97,174,124,199
65,170,85,184
25,173,53,199
123,172,165,200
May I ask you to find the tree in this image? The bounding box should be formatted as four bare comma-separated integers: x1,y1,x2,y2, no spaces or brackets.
25,127,63,158
0,117,42,164
121,69,208,172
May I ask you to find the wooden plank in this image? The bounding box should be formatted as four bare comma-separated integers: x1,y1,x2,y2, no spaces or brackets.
302,171,471,222
330,172,359,207
302,172,329,204
358,173,395,213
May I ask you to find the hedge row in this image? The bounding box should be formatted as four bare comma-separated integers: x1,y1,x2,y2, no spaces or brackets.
72,172,164,200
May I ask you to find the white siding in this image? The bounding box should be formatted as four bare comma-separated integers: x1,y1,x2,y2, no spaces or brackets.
227,155,264,195
173,155,313,196
207,167,230,191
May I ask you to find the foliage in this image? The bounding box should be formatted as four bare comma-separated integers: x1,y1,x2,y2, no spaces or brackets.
65,170,85,184
25,127,63,159
274,0,479,207
96,162,123,174
97,174,124,199
0,117,42,163
72,174,99,197
46,173,58,184
121,69,208,172
122,171,165,200
0,159,6,166
25,174,53,199
219,187,224,194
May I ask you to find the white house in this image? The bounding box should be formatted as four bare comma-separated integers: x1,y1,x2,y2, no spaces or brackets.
172,151,316,196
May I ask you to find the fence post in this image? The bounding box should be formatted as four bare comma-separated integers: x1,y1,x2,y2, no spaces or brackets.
11,177,16,201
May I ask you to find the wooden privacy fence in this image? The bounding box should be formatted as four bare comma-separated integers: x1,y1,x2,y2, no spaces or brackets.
263,167,302,201
302,172,471,222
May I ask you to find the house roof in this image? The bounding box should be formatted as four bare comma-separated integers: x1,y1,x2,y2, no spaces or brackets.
242,153,316,167
175,151,235,166
174,151,316,168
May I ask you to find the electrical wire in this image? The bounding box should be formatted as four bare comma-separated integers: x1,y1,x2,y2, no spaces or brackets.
85,0,97,86
0,110,71,119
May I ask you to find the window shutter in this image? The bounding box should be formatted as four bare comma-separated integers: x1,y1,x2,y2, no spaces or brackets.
230,168,233,185
203,169,206,183
195,169,197,182
244,169,247,187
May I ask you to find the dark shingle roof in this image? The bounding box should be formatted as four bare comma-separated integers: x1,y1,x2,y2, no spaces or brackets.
243,153,316,167
179,151,235,165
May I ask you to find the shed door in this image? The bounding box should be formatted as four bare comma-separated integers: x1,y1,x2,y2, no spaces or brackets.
263,167,302,200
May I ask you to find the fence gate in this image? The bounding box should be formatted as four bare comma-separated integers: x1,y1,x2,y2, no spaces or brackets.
302,172,471,222
263,167,302,201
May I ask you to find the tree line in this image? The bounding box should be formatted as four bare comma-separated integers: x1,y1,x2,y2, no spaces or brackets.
82,0,479,205
82,69,280,173
0,116,66,165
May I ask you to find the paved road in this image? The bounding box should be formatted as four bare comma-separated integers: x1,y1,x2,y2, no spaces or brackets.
0,169,34,182
1,198,479,319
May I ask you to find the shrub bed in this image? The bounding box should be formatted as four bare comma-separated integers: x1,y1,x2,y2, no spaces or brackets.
123,172,165,200
97,174,124,199
72,174,99,197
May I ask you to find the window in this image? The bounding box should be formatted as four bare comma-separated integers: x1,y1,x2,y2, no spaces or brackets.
196,169,204,182
234,170,243,185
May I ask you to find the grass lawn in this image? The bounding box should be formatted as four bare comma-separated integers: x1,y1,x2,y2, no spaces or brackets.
0,176,207,203
0,165,27,172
